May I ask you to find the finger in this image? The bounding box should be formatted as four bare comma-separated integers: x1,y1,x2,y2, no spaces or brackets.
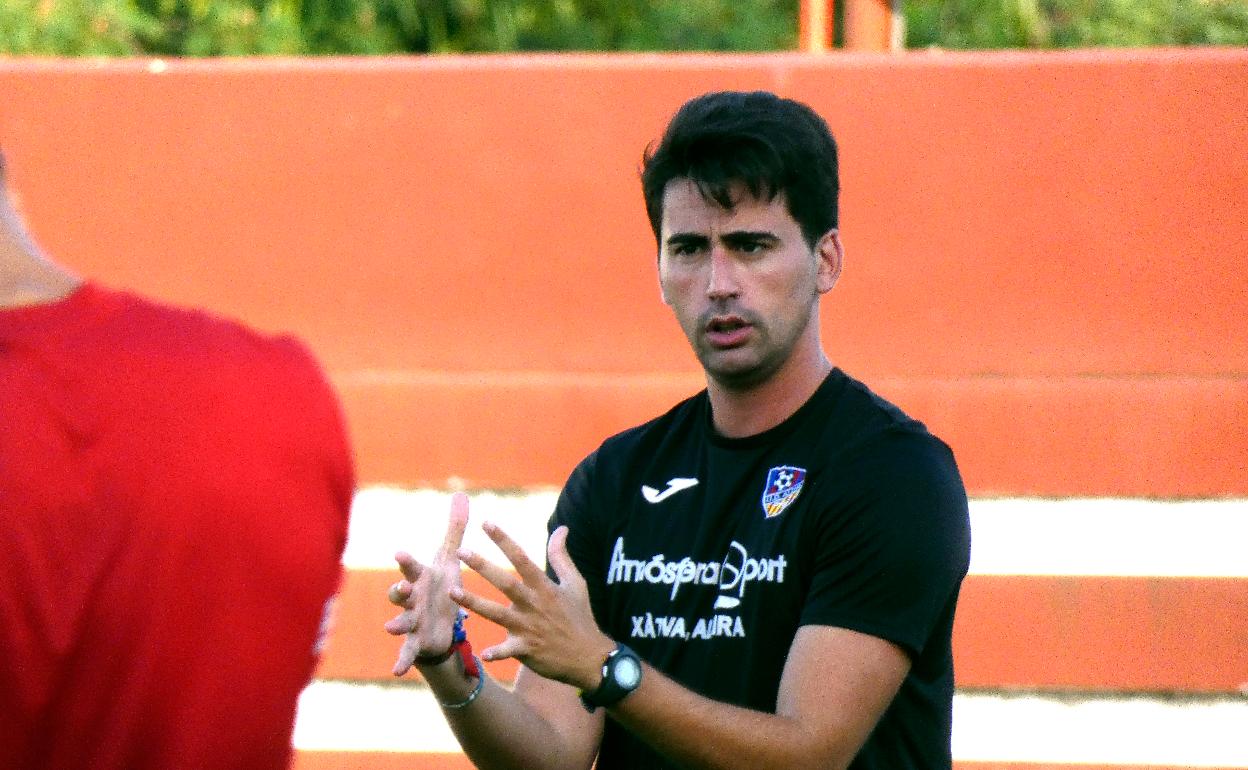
458,547,536,606
383,607,421,635
481,636,528,663
395,551,424,583
482,520,546,585
546,526,587,593
440,492,470,557
393,636,420,676
387,580,413,606
450,585,512,627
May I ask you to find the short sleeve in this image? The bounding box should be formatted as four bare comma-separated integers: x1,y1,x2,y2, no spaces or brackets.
546,449,609,620
800,431,971,659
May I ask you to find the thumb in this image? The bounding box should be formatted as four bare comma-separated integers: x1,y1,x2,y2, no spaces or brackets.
547,525,586,592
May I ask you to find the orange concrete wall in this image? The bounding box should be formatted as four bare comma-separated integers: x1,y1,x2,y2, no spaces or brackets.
2,50,1244,495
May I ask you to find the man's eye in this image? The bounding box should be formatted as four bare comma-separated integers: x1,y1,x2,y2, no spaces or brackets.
738,241,764,254
673,244,702,257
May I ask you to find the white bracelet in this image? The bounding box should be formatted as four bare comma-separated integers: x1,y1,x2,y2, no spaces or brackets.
438,657,485,710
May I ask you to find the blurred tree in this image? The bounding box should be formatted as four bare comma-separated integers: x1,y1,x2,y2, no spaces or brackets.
0,0,159,54
0,0,1244,55
905,0,1248,48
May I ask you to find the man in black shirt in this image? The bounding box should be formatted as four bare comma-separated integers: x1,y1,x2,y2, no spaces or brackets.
386,90,971,769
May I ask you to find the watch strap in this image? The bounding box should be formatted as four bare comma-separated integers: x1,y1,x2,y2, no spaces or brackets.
580,643,642,712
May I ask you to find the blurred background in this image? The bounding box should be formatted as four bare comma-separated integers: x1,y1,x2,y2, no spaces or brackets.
2,0,1247,55
1,2,1245,769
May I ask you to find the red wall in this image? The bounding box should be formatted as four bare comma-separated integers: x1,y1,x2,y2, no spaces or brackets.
3,49,1244,494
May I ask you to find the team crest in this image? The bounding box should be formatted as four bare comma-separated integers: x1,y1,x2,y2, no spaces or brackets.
761,465,806,519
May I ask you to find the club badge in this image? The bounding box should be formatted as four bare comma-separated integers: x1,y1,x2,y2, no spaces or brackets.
761,465,806,519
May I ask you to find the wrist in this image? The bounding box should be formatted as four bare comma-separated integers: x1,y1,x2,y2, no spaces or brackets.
575,636,619,692
579,642,644,712
413,644,456,667
421,646,482,707
416,610,482,706
415,609,480,688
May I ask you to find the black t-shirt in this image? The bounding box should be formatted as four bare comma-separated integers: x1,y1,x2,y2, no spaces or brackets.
548,369,971,769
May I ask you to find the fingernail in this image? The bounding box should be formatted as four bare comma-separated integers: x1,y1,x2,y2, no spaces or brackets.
457,548,473,560
449,586,463,599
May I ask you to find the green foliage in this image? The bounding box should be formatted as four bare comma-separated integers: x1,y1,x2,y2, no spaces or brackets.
0,0,797,55
905,0,1248,48
0,0,160,54
1,0,1245,55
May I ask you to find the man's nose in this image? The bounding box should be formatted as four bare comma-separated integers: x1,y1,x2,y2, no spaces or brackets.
706,247,739,300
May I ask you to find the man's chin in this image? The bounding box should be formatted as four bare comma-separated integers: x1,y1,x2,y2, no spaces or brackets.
699,352,775,392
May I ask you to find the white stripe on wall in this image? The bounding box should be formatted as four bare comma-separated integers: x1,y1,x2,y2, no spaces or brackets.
952,691,1248,766
344,488,558,571
293,682,460,753
966,497,1248,577
343,488,1248,577
293,681,1248,766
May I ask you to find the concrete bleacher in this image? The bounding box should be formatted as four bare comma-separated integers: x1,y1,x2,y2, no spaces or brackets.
2,48,1244,768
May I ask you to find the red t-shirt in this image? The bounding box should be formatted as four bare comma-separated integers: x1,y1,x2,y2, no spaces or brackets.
0,283,354,769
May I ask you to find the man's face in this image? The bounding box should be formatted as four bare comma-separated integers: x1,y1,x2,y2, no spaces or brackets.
657,178,838,391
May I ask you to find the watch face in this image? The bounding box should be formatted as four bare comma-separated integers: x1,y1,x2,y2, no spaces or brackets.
614,656,642,689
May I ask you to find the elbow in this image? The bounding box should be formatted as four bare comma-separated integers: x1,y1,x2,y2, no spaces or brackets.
775,728,858,770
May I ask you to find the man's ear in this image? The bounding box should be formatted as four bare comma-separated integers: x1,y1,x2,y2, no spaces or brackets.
657,252,673,306
815,230,843,294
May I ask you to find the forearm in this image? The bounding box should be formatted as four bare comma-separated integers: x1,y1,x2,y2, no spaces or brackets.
420,655,592,770
608,664,851,770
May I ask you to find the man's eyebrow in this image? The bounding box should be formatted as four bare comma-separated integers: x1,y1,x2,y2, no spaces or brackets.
665,232,710,247
722,230,780,245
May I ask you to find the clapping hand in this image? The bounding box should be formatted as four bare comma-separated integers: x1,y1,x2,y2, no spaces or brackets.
452,520,613,691
384,492,470,676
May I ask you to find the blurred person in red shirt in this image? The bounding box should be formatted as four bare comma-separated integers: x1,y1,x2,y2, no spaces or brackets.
0,148,354,769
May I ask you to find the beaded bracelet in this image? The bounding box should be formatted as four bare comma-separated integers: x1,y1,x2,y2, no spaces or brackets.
438,657,486,710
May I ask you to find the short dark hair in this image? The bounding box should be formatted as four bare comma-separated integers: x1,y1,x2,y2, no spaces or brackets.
640,91,839,249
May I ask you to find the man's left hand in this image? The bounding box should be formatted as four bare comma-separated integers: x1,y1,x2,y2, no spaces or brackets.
453,523,614,693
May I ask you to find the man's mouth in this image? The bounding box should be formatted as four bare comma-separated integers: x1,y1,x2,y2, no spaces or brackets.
705,315,753,347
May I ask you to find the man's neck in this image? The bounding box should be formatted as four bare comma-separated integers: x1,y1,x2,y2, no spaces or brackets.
706,343,833,439
0,212,82,309
0,250,82,309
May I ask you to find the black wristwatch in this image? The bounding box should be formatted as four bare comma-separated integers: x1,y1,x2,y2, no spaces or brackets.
580,643,643,712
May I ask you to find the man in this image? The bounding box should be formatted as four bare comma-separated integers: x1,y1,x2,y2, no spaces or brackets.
386,91,971,769
0,149,354,769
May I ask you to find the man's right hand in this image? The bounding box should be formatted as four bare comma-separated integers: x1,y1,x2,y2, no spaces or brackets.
384,491,470,676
